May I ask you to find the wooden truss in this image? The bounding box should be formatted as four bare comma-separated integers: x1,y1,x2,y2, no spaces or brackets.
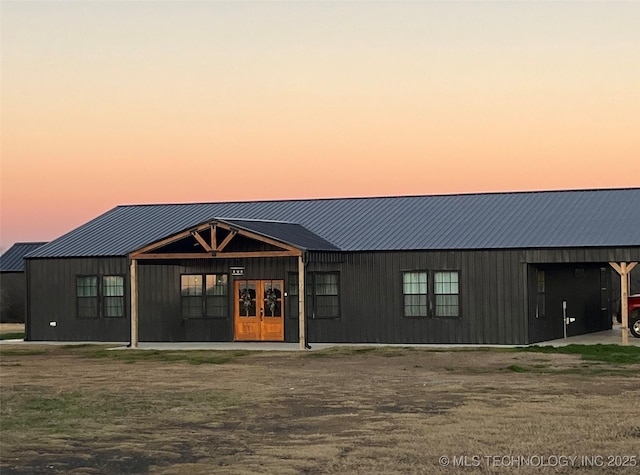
129,221,302,259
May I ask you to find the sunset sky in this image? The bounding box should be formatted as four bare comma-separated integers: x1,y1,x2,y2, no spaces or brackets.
1,0,639,251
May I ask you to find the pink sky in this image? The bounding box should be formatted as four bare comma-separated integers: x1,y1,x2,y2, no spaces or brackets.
1,1,639,251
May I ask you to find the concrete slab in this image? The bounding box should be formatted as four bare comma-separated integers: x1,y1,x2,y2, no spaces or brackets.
2,326,638,350
535,325,640,347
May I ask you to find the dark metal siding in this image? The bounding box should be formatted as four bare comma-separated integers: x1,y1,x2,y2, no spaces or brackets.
305,250,529,345
27,257,130,341
24,246,639,344
525,247,640,263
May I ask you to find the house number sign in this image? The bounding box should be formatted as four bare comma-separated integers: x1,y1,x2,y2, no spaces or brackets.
231,267,245,276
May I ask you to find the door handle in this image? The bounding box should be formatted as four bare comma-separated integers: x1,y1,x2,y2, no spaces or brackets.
260,309,263,320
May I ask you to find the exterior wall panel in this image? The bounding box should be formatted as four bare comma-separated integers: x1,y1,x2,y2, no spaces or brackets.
27,257,130,341
306,249,528,345
0,272,26,323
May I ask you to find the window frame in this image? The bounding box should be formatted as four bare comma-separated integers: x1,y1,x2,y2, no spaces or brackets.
102,275,126,318
401,269,462,319
76,274,126,319
308,271,341,320
402,270,429,318
180,273,229,319
433,270,461,318
76,275,99,319
288,272,299,319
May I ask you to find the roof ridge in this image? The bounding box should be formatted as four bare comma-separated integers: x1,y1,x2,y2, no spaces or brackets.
114,187,639,209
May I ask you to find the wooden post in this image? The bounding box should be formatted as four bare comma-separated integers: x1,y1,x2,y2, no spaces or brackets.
609,262,638,346
130,258,139,348
298,254,306,350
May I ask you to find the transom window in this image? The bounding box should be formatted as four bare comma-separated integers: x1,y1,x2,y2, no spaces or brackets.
76,275,124,318
181,274,228,318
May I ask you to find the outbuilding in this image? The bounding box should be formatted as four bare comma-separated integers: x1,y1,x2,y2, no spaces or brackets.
1,242,47,323
24,188,639,346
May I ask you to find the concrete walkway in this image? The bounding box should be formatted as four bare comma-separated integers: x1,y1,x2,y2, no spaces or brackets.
536,325,640,347
2,326,638,350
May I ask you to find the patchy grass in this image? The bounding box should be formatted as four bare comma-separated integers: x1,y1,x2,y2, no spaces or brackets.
1,386,241,437
507,364,529,373
0,332,24,340
86,348,251,365
515,344,640,364
1,345,639,474
0,349,46,357
305,346,418,358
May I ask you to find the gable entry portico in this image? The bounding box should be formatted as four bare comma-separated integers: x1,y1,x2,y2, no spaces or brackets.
127,219,309,349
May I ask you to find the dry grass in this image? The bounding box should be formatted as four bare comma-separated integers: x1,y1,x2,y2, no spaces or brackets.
1,345,639,474
0,323,24,336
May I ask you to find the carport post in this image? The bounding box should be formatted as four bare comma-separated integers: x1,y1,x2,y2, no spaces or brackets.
298,254,306,350
130,258,139,348
609,262,638,346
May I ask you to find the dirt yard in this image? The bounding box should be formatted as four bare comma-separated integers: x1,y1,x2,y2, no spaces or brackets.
1,344,639,474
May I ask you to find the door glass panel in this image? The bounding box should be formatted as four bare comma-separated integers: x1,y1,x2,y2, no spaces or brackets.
238,282,256,317
263,281,282,317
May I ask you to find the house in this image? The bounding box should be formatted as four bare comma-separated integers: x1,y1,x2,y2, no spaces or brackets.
24,188,640,346
0,242,47,323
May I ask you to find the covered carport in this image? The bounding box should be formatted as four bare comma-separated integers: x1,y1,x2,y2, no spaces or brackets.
609,261,638,345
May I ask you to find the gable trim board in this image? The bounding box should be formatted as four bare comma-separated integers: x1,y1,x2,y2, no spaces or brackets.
23,189,640,345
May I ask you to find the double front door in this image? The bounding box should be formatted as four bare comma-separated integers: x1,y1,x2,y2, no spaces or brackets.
234,280,284,341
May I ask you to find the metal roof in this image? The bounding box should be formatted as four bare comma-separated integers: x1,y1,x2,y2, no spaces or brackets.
26,188,640,258
220,219,339,251
1,242,47,271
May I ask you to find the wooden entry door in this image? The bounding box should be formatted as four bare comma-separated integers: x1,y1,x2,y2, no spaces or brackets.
234,280,284,341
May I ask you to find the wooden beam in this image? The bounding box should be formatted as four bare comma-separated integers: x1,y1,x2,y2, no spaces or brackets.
134,251,300,260
609,262,623,275
298,254,306,350
131,223,211,257
216,230,237,252
130,259,139,349
135,253,215,260
211,224,217,251
609,261,637,346
191,230,212,252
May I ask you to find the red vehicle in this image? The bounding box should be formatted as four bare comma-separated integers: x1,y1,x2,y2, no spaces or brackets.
620,294,640,338
629,295,640,338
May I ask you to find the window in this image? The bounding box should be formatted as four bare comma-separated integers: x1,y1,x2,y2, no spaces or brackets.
403,272,428,317
103,276,125,317
288,273,299,319
181,274,228,318
307,272,340,319
77,276,98,318
434,271,459,317
76,275,124,318
536,270,545,318
206,274,228,318
402,270,461,318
